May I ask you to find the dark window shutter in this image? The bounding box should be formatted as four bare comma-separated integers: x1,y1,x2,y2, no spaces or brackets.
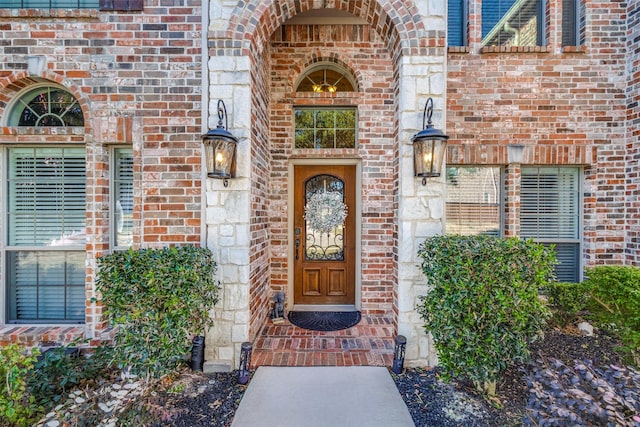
99,0,143,11
448,0,467,47
562,0,577,46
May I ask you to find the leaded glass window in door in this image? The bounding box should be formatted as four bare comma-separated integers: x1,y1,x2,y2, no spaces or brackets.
304,175,347,261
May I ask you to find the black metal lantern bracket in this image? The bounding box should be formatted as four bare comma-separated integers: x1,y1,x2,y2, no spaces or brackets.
202,99,239,187
411,98,450,185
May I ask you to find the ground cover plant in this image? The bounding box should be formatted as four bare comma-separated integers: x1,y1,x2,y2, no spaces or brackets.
0,344,41,427
417,235,555,396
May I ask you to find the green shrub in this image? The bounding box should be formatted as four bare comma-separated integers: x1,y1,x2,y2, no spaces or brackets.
417,235,555,395
583,265,640,364
28,344,82,408
545,281,589,326
95,245,220,378
0,344,41,427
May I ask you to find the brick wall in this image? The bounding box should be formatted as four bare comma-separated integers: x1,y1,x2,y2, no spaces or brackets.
0,1,202,338
627,1,640,264
447,0,629,267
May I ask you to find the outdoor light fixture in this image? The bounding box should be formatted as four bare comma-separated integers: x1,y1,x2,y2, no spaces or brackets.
202,99,238,187
411,97,450,185
237,341,252,385
392,335,407,374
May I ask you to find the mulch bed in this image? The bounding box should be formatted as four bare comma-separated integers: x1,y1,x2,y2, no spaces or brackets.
141,327,625,427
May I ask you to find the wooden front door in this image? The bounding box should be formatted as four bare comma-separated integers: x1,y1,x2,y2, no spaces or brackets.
293,165,356,305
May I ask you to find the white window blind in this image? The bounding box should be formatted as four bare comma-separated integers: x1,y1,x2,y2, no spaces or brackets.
521,167,580,282
446,167,502,236
8,147,86,247
8,251,85,322
5,147,86,323
113,148,133,248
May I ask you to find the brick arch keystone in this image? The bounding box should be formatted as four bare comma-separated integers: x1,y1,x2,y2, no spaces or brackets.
226,0,426,57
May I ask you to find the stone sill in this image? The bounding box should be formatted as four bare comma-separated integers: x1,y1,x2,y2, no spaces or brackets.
562,45,587,54
0,325,86,347
0,324,114,347
481,46,549,54
447,46,470,54
1,126,86,136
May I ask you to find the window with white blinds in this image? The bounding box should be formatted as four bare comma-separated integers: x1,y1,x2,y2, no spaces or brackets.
113,148,133,249
521,167,580,282
8,148,86,247
5,147,86,323
446,167,502,236
7,251,85,322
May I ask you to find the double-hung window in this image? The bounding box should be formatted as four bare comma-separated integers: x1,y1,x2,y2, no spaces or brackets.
6,147,86,323
3,85,86,323
482,0,546,47
521,167,581,282
446,166,582,282
446,167,502,236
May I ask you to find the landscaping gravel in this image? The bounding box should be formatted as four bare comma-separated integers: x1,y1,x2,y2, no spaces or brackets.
145,327,624,427
39,326,624,426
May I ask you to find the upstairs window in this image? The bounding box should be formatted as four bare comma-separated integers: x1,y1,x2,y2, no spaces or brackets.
1,0,98,8
482,0,546,47
7,86,84,127
448,0,468,47
0,0,143,10
561,0,582,46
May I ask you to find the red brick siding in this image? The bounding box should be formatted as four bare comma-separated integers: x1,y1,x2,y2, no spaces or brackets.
0,1,202,339
248,43,273,341
447,0,629,267
627,1,640,264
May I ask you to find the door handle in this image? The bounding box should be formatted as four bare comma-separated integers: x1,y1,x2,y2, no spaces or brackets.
295,238,300,260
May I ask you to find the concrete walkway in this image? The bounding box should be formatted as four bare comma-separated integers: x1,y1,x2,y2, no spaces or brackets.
231,366,415,427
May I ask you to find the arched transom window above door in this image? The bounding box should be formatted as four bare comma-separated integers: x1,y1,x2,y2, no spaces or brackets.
295,62,358,93
6,85,84,127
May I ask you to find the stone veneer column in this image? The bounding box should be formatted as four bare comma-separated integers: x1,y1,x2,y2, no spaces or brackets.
396,49,447,367
203,54,253,372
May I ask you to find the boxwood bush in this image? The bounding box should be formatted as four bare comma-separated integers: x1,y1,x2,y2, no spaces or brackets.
95,245,219,378
417,235,555,395
583,265,640,365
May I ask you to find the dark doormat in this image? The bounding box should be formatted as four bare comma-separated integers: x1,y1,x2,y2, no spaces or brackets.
287,311,362,332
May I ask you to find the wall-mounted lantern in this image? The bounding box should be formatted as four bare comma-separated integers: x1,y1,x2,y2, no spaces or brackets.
202,99,238,187
411,98,450,185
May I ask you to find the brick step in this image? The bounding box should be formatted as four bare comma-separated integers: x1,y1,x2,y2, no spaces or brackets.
251,314,396,368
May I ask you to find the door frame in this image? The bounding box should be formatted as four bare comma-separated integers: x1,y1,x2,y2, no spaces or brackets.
287,158,362,312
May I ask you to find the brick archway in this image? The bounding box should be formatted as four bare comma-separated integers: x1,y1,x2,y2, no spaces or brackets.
225,0,428,57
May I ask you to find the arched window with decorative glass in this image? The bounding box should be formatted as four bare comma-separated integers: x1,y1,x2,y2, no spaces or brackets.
6,85,84,127
294,63,358,149
2,85,88,323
